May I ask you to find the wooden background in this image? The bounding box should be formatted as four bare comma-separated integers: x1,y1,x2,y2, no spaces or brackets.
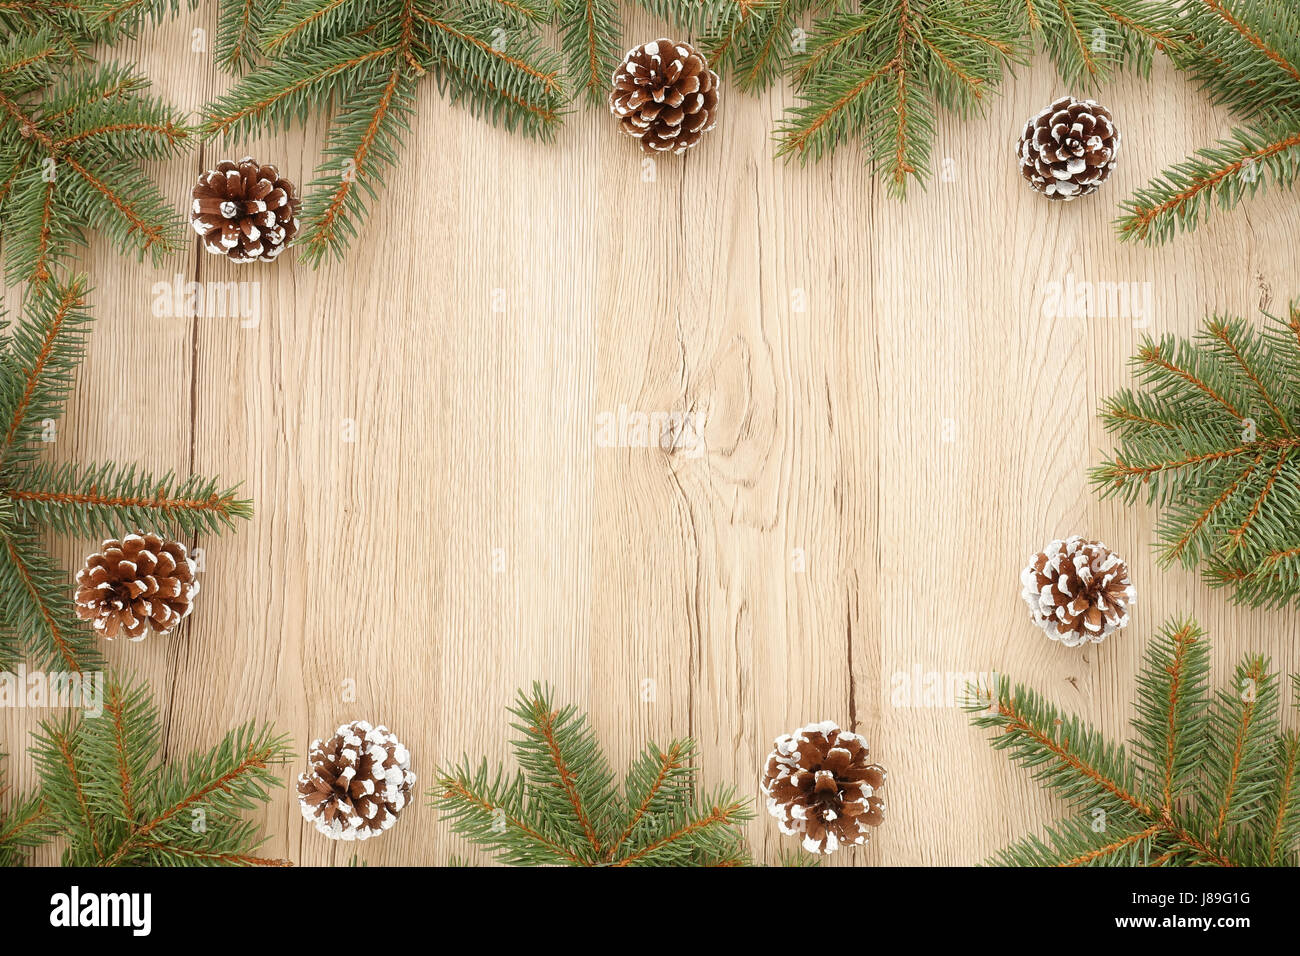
5,8,1300,867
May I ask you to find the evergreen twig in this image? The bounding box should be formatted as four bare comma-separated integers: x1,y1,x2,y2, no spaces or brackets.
201,0,566,263
0,750,56,867
432,683,755,866
20,672,294,866
1093,301,1300,608
1117,0,1300,242
971,618,1300,866
0,30,190,286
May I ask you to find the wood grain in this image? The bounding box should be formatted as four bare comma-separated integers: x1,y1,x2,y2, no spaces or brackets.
4,8,1299,867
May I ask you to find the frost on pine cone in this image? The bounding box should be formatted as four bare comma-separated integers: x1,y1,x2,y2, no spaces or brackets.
191,157,300,262
73,533,199,640
1021,536,1136,647
761,721,886,855
1017,96,1120,201
297,721,415,841
610,38,719,154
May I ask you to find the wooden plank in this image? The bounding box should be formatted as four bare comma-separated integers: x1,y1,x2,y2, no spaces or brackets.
3,14,1298,867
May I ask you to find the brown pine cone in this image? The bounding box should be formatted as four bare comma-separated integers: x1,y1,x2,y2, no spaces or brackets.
609,38,719,154
761,721,886,855
1017,96,1120,200
297,721,415,841
191,157,300,262
1021,536,1136,646
73,533,199,641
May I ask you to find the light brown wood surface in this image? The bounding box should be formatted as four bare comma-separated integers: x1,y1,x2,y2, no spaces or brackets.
4,8,1300,867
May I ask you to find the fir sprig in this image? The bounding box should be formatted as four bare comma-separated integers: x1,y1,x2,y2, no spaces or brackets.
0,751,56,867
1093,302,1300,608
0,2,106,62
1118,0,1300,242
0,277,252,672
84,0,280,72
202,0,566,263
971,618,1300,866
24,672,294,866
433,683,755,866
0,31,191,285
774,1,1024,194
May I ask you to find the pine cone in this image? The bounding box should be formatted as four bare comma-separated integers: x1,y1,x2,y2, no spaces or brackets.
1017,96,1120,201
73,533,199,640
1021,536,1136,646
761,721,886,855
609,38,719,154
297,721,415,841
191,157,300,262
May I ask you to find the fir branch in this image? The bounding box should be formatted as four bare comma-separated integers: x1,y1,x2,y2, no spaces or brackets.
703,0,822,92
1130,619,1210,812
433,683,754,866
298,64,415,262
998,0,1171,85
81,0,272,71
972,617,1300,866
606,739,693,858
5,461,252,537
0,37,190,283
1264,731,1300,864
102,721,291,866
1117,121,1300,243
555,0,620,104
0,2,103,61
32,715,108,862
988,815,1164,866
0,528,103,672
0,752,55,866
608,790,752,866
435,763,590,865
776,1,1023,194
977,677,1153,817
204,0,564,260
202,38,399,138
25,673,293,867
0,275,90,465
507,683,618,858
1203,655,1277,842
1093,302,1300,607
1118,0,1300,241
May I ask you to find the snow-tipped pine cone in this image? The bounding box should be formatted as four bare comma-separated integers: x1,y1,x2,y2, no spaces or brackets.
609,38,719,154
1021,536,1135,646
191,156,300,262
1017,96,1120,200
297,721,415,841
73,533,199,640
761,721,886,854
